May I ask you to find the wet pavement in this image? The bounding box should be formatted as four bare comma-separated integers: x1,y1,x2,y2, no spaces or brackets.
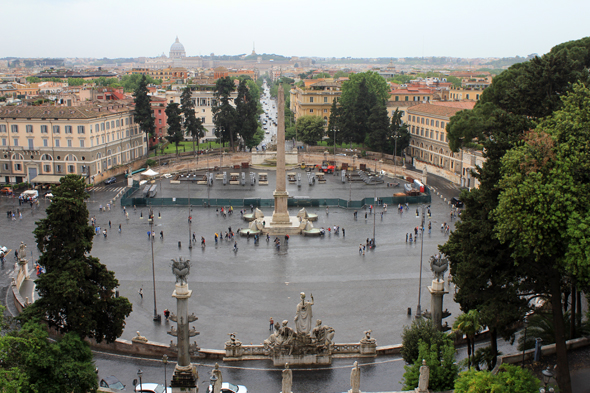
0,171,489,392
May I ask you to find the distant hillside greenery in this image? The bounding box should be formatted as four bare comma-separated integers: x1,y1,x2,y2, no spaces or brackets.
482,55,531,68
25,74,162,92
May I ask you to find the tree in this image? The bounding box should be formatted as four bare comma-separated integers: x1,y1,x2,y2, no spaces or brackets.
401,338,458,391
235,79,260,149
21,175,132,343
454,364,541,393
0,311,99,393
327,98,340,146
493,84,590,393
165,102,184,156
365,102,391,152
213,76,237,150
400,318,447,365
133,75,155,156
340,71,390,107
452,310,482,370
390,108,410,156
295,116,325,145
181,86,205,155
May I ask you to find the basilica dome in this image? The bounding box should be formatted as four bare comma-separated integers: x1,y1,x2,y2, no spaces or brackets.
169,37,186,59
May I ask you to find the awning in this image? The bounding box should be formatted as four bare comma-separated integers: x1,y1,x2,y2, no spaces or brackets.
31,174,64,184
141,168,159,177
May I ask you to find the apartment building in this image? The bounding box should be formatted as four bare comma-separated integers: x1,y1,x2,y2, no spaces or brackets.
128,67,188,81
406,102,481,188
0,102,145,184
290,80,342,126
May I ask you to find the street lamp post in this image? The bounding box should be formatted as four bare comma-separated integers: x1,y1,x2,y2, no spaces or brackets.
393,131,400,178
373,185,377,246
137,369,143,393
540,367,555,393
333,127,337,176
522,317,528,366
149,206,160,322
162,355,168,390
416,205,428,318
188,178,192,249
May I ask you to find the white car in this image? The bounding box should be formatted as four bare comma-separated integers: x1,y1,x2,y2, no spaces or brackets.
134,383,171,393
0,245,8,254
207,382,248,393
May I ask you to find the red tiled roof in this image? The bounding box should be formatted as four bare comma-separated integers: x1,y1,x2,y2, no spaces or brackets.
430,101,476,110
407,103,473,118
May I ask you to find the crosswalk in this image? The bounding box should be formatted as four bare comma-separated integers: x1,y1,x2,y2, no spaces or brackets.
86,186,127,193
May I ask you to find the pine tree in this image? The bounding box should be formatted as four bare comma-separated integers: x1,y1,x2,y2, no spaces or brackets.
213,77,237,151
165,102,184,156
133,75,155,156
366,102,390,152
22,175,132,343
235,79,260,150
181,86,205,156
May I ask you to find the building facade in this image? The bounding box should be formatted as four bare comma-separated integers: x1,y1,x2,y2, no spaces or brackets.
290,80,342,126
128,67,188,82
406,102,481,188
0,102,145,184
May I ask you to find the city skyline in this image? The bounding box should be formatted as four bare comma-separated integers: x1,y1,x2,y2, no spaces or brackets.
2,0,589,60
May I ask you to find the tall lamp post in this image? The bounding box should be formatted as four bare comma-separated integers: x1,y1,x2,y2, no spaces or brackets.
416,204,428,318
188,178,192,249
137,369,143,393
522,317,528,366
149,206,161,322
333,127,337,176
162,354,168,390
540,367,555,393
393,131,400,178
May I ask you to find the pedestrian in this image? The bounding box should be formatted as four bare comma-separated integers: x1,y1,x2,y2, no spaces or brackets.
342,228,345,237
164,309,170,322
406,233,408,242
428,222,431,234
365,212,367,219
362,245,365,256
269,317,274,330
354,210,358,219
138,288,143,299
233,241,238,252
160,231,164,239
108,220,111,228
147,230,151,239
103,229,107,238
409,234,413,243
326,206,329,215
193,232,196,243
380,212,384,219
369,205,372,214
19,212,22,220
118,224,121,233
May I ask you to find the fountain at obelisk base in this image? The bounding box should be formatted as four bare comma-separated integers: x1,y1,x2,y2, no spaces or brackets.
168,257,200,392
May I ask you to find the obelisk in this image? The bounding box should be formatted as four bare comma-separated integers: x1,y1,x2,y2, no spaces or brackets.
271,84,290,224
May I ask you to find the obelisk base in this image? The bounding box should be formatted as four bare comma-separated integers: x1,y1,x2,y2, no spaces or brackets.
271,190,290,225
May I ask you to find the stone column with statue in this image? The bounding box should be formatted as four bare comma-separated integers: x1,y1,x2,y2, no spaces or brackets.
168,257,200,393
426,254,451,331
271,84,290,225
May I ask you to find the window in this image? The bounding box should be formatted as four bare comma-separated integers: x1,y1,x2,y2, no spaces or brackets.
15,163,22,171
159,119,162,125
26,125,33,133
430,131,433,138
441,122,445,129
101,123,105,131
310,109,314,113
65,126,72,134
324,97,328,103
56,165,62,173
91,139,93,147
476,94,480,100
405,96,409,101
55,139,60,147
421,128,424,136
107,134,110,142
3,163,7,170
41,125,48,133
395,96,399,101
111,121,115,129
421,118,424,124
53,125,60,134
201,117,205,123
0,125,5,133
324,109,328,113
43,139,48,147
435,121,439,128
309,97,314,103
106,122,110,130
436,131,439,140
412,126,415,133
158,109,161,114
77,126,85,134
125,118,129,125
67,140,72,147
1,138,6,146
101,136,105,144
43,164,51,172
466,94,470,100
13,138,18,146
80,140,85,148
11,125,18,133
28,139,34,149
68,165,75,173
116,120,120,127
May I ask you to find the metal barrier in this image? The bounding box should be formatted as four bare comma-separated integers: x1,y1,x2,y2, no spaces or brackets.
121,188,432,209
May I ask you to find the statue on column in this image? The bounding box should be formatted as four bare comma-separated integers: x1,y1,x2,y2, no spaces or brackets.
212,363,222,393
18,242,27,263
294,292,313,334
171,257,191,285
281,363,292,393
350,361,360,393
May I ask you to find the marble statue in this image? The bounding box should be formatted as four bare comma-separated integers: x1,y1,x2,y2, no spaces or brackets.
294,292,314,334
418,359,430,392
171,257,191,285
429,254,448,281
212,363,223,393
132,331,148,342
360,330,376,344
312,319,335,347
18,242,26,260
281,363,292,393
350,361,360,393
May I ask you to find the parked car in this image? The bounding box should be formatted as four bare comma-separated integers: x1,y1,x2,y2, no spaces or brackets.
100,375,125,390
104,177,117,185
134,382,170,393
0,187,13,195
450,197,464,208
207,382,248,393
0,245,8,254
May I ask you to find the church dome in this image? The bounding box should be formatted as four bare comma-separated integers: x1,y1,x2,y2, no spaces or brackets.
170,37,185,53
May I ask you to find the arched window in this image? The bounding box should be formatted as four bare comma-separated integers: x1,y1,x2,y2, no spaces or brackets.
11,153,24,160
65,154,78,161
40,154,53,161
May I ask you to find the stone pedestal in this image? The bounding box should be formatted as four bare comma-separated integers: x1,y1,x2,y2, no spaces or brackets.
272,353,332,367
428,279,448,331
359,340,377,356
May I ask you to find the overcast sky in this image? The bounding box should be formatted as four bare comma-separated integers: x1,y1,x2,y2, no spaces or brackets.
3,0,589,59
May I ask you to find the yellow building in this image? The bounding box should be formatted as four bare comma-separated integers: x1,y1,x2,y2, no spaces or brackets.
0,102,145,184
290,80,342,126
448,85,485,101
128,66,188,81
407,102,481,188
